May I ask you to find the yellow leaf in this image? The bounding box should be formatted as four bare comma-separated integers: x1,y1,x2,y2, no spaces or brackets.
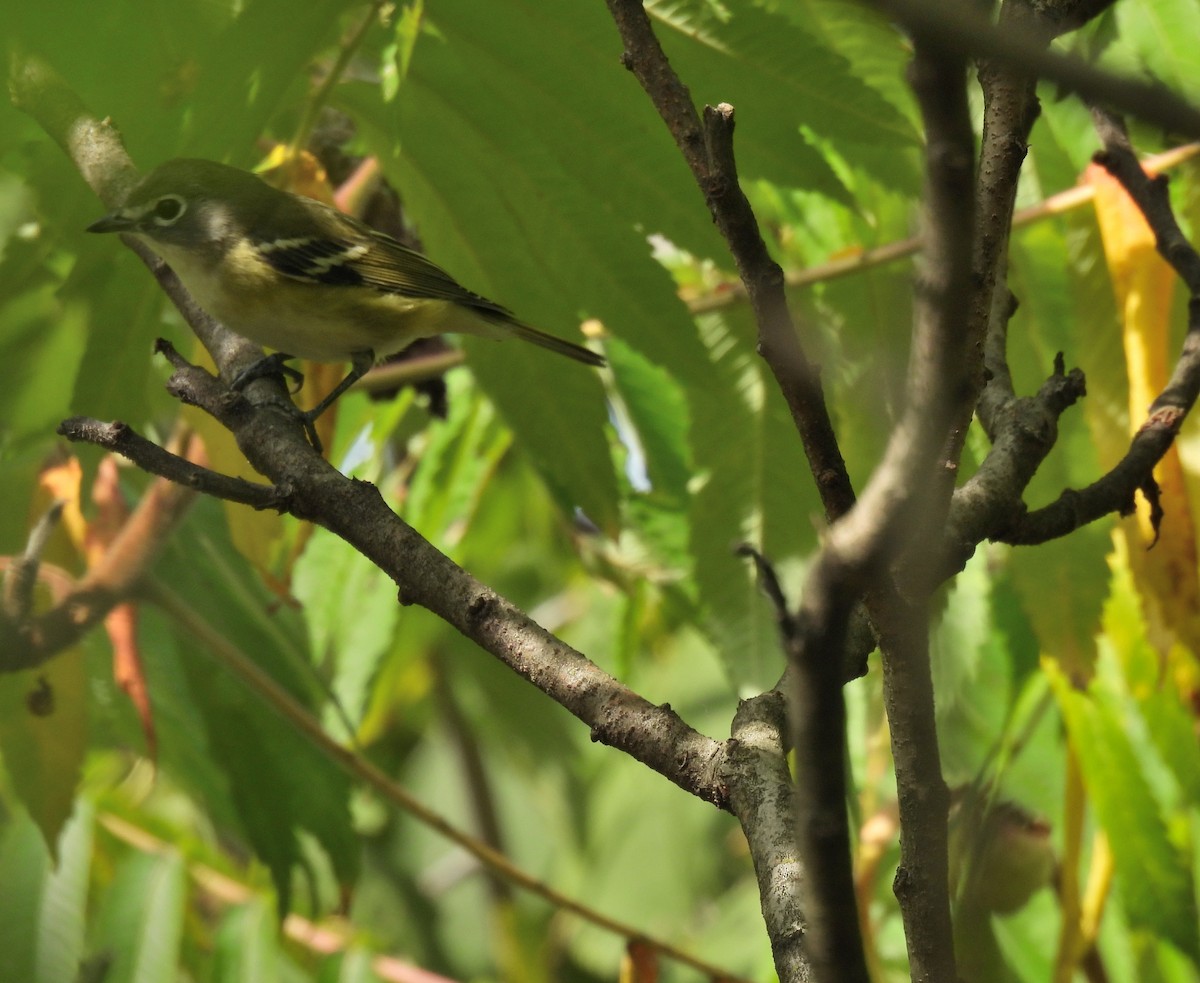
1087,164,1200,662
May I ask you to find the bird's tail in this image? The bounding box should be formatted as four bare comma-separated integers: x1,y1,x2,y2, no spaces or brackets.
507,320,606,367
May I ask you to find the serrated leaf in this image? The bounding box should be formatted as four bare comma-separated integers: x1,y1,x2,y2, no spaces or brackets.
788,0,918,120
930,552,1011,783
33,800,92,983
689,310,821,692
1047,661,1200,963
401,377,511,545
345,0,793,529
1102,555,1200,807
0,810,51,983
648,0,917,194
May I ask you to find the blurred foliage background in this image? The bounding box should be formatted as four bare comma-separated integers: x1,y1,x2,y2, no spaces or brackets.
2,0,1200,981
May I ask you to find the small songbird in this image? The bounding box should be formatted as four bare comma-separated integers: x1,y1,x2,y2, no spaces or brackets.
86,158,603,437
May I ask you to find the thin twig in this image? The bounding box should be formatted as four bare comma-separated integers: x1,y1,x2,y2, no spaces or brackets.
288,0,390,157
863,0,1200,137
688,143,1200,316
945,359,1087,568
1001,113,1200,544
839,32,977,983
58,417,288,511
3,461,195,673
604,0,855,521
2,500,65,624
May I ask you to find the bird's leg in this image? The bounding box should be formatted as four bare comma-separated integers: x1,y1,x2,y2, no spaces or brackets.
228,350,373,454
297,351,375,428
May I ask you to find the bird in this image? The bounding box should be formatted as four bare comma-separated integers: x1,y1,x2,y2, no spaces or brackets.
86,158,604,443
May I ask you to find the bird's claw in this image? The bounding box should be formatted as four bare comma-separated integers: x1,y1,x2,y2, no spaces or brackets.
231,352,304,394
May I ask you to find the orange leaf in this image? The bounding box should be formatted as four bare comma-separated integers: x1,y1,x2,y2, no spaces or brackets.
619,940,659,983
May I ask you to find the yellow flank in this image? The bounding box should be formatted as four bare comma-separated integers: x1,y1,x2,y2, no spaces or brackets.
142,236,498,363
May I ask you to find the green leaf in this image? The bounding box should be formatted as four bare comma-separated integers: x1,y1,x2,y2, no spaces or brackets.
186,0,353,155
573,758,743,974
371,0,728,259
347,0,807,528
607,335,693,504
1101,561,1200,807
213,900,281,983
930,552,1011,783
787,0,918,122
0,647,88,856
1047,662,1200,963
0,279,86,452
401,377,512,545
0,802,93,983
93,848,187,983
0,810,51,983
1007,527,1110,681
647,0,918,193
318,948,383,983
150,501,360,913
689,310,821,692
1111,0,1200,103
381,0,426,103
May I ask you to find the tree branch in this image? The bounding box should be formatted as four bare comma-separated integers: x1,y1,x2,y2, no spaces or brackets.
603,0,855,520
2,458,196,672
844,35,976,983
57,416,289,511
999,113,1200,545
970,0,1043,440
14,52,727,811
863,0,1200,138
946,358,1088,564
1,500,65,626
723,692,810,981
786,568,869,983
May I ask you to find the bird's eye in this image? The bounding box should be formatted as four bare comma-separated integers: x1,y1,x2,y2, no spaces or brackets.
151,195,186,225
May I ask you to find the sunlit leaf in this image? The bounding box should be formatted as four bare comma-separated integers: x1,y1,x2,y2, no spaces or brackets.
648,0,917,194
1088,163,1200,655
1047,660,1200,963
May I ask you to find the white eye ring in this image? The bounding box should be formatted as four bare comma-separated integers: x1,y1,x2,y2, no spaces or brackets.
151,195,187,226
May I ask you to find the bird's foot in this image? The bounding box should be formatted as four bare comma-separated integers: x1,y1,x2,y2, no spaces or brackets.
229,354,326,452
231,352,304,393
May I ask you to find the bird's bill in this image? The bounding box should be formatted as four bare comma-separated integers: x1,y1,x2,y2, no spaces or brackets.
85,211,137,234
